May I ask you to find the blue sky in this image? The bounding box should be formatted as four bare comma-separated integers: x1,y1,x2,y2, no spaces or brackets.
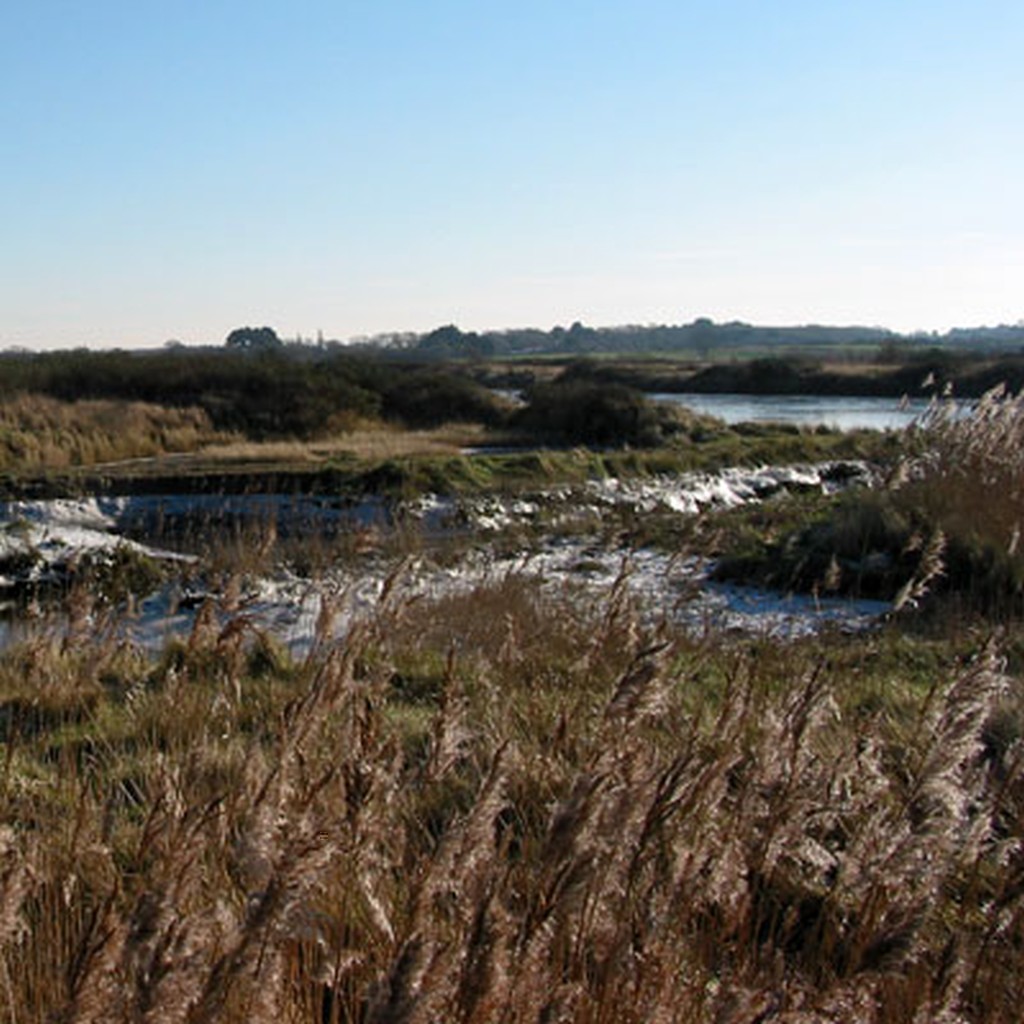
2,1,1022,349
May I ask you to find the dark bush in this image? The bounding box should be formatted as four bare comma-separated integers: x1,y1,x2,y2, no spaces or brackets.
685,356,817,395
513,379,680,447
380,368,509,428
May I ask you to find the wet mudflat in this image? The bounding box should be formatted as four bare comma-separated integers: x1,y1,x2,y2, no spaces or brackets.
0,459,889,651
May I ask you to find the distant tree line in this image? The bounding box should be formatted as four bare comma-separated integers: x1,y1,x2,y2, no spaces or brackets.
145,318,1024,361
230,319,1024,360
3,320,1024,450
354,318,1024,359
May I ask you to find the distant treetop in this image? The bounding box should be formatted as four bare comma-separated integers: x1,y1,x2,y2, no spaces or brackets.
224,326,283,351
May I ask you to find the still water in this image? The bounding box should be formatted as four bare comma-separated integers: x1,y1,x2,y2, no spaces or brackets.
651,393,930,431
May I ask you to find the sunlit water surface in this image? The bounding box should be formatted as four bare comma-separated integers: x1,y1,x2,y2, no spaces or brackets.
651,393,929,431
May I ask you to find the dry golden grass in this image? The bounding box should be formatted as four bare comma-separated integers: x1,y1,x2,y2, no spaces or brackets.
886,384,1024,615
0,395,501,477
0,569,1021,1023
0,394,227,470
821,360,893,377
198,421,495,465
902,385,1024,556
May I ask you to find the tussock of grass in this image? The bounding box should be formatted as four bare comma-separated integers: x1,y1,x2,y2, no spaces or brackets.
0,572,1021,1022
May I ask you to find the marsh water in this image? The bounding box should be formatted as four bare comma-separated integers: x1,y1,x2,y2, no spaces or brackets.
651,393,929,431
0,462,891,651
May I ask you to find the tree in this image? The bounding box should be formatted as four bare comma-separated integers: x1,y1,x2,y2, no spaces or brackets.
415,324,493,359
224,326,283,352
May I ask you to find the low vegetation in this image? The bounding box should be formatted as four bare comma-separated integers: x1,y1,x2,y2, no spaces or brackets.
475,350,1024,401
0,346,962,481
0,349,506,445
0,364,895,500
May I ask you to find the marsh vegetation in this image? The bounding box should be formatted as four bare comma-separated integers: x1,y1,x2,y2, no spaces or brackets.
0,349,1023,1021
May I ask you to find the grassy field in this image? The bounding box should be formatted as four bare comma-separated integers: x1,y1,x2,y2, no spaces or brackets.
0,369,1023,1021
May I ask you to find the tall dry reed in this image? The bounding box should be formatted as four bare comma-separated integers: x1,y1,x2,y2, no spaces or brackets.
0,566,1020,1022
896,385,1024,611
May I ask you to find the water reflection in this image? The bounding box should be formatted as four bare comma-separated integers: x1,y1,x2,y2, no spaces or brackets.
651,393,930,431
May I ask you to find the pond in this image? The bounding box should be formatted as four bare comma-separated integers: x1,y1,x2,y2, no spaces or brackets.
650,393,930,431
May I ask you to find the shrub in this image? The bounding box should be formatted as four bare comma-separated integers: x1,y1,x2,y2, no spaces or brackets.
513,378,681,447
684,355,818,394
380,368,510,428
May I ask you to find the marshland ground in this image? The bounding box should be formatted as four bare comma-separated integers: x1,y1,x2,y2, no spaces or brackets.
1,341,1024,1022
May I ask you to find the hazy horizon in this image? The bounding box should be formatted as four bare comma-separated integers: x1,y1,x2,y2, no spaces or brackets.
3,1,1021,351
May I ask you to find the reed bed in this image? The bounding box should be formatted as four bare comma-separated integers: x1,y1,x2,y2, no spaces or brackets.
0,567,1020,1023
709,385,1024,621
901,386,1024,557
890,385,1024,616
0,395,225,471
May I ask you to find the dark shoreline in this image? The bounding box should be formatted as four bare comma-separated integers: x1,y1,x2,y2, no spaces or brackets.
489,353,1024,399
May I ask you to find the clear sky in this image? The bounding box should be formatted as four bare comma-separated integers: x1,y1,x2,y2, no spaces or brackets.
2,0,1022,349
